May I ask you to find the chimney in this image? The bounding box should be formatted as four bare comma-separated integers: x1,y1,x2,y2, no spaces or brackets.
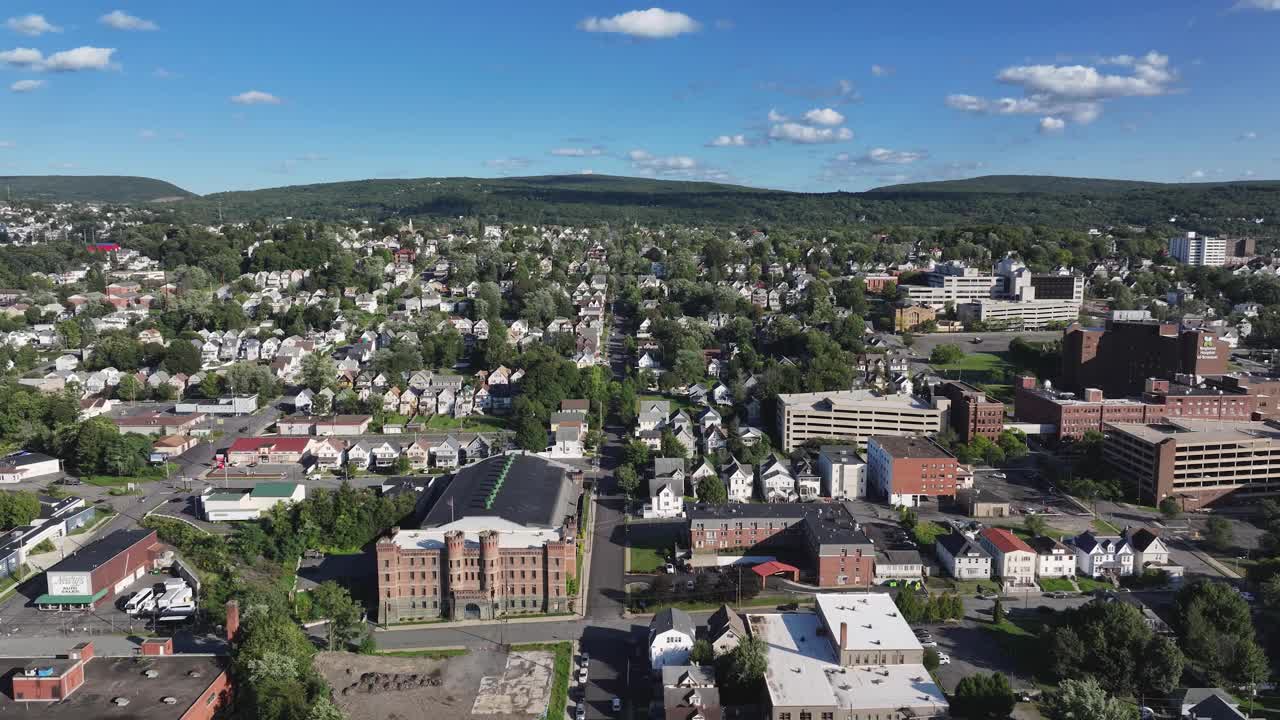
225,599,241,642
1084,388,1103,403
69,641,94,663
1015,375,1036,391
839,622,848,651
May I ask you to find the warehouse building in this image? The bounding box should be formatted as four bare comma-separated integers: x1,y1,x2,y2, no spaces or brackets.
200,482,306,521
35,529,165,611
0,451,62,483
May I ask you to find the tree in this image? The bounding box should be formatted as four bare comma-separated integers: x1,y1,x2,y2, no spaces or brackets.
0,490,41,528
726,635,767,688
991,597,1006,624
1159,496,1181,520
923,648,940,671
1042,678,1131,720
116,374,144,402
930,344,965,365
660,431,688,459
1204,516,1233,552
697,475,728,505
690,638,714,665
310,580,366,651
163,340,202,375
1140,634,1184,695
616,465,640,499
1023,513,1048,538
951,672,1014,720
300,353,337,393
514,412,547,451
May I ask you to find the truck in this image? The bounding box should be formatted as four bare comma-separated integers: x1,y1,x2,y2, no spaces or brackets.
155,584,193,612
124,588,156,615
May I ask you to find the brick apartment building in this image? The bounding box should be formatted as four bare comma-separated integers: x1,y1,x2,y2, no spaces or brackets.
1205,374,1280,419
866,435,965,507
687,503,875,588
375,453,580,623
937,381,1005,442
1103,418,1280,509
1061,315,1229,395
1015,376,1258,441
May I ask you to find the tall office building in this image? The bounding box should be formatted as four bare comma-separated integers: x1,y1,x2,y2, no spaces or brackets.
1169,232,1227,267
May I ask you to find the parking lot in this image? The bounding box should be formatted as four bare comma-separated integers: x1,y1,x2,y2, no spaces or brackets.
0,566,195,639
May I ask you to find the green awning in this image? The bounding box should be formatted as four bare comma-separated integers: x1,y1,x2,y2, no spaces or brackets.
35,588,108,606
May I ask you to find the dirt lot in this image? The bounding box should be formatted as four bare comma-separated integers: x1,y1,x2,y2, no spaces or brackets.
315,649,554,720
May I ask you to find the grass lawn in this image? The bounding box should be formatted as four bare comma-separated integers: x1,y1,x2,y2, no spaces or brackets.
511,642,571,720
926,576,999,596
0,565,33,598
83,467,168,487
377,648,469,659
639,394,696,412
1005,523,1070,541
1074,576,1113,593
913,521,948,546
978,383,1015,404
1037,577,1076,592
629,546,666,573
1091,517,1121,534
422,414,509,432
983,617,1040,665
931,351,1012,382
68,508,115,536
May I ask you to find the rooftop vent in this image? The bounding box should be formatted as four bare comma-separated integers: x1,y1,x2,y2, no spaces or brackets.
113,697,131,707
162,696,178,705
143,669,159,678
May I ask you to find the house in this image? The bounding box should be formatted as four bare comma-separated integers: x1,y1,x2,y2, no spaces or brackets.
977,527,1037,587
1125,527,1183,579
648,608,695,670
1068,531,1134,578
817,445,866,499
1175,689,1247,720
706,605,745,657
433,436,461,468
755,456,797,502
660,669,722,720
643,476,685,519
370,441,401,469
346,441,372,470
305,438,346,470
225,437,310,466
935,532,992,580
1026,536,1075,579
874,549,925,585
404,439,431,469
721,459,753,503
653,458,687,495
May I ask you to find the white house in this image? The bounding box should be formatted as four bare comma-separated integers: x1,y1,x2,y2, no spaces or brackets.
1027,536,1076,579
643,477,685,519
648,608,695,670
1068,531,1134,578
936,532,992,580
977,527,1037,588
755,456,797,502
721,459,753,503
201,482,306,521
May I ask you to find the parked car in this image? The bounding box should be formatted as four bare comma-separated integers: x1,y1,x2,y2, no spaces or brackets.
612,698,622,712
578,667,588,683
575,703,586,720
936,653,951,665
920,640,938,647
580,654,589,668
777,603,799,611
685,580,695,591
663,563,675,574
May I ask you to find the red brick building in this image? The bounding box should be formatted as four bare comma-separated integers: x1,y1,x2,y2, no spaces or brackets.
1204,374,1280,419
35,529,165,611
1015,376,1257,441
937,381,1005,442
866,435,964,507
376,453,580,623
688,503,875,588
1061,316,1229,396
6,641,230,718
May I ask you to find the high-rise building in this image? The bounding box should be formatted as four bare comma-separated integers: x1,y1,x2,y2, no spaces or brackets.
936,381,1005,442
1061,313,1230,395
776,390,948,451
1169,231,1227,266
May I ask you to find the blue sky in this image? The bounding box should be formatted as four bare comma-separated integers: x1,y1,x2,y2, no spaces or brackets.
2,1,1279,194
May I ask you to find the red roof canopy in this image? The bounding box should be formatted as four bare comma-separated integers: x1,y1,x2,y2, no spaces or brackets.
751,560,800,578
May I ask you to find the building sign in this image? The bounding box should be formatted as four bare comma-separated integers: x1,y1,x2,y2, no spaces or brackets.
1197,335,1219,361
47,572,91,597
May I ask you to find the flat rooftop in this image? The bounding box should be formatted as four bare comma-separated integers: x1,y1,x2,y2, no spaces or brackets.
815,593,924,653
420,453,577,530
1107,418,1280,445
869,435,954,459
390,517,567,551
778,390,935,411
0,655,227,719
748,613,945,713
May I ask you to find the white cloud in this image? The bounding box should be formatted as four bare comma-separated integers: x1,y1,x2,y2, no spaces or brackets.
42,47,118,72
6,14,60,36
1243,169,1257,177
10,79,42,92
0,47,43,67
1187,169,1206,179
577,8,700,38
549,146,604,157
864,148,928,164
1039,116,1066,134
803,107,845,126
1240,131,1260,141
768,122,853,144
1236,0,1280,9
821,148,933,182
100,10,158,31
49,162,77,170
139,129,158,140
870,64,893,77
996,52,1175,100
706,134,747,147
767,108,789,123
949,51,1174,131
579,169,594,175
627,148,727,180
231,90,282,105
0,141,13,149
762,78,858,105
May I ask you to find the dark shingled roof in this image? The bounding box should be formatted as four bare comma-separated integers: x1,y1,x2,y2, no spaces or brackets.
48,529,156,573
420,453,576,529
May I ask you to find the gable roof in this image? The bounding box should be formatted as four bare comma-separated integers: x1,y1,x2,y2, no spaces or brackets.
979,527,1034,555
1187,694,1246,720
937,532,990,559
650,607,695,639
1126,527,1165,553
707,604,746,641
